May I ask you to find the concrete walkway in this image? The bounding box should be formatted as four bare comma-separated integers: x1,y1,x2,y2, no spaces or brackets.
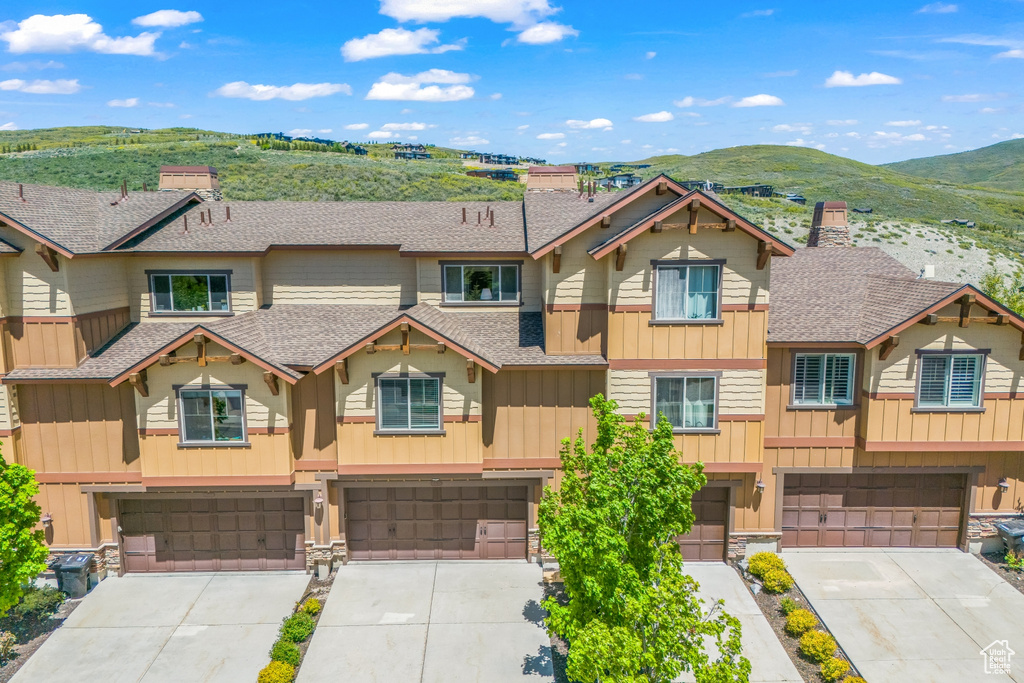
297,561,553,683
678,564,803,683
785,549,1024,683
12,572,310,683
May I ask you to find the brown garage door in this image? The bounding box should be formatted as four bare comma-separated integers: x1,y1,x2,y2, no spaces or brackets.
346,485,528,561
677,486,728,562
120,497,306,572
782,473,965,548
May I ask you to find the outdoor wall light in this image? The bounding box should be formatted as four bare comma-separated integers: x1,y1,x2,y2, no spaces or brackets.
313,492,324,508
998,478,1010,492
40,512,53,527
755,479,766,492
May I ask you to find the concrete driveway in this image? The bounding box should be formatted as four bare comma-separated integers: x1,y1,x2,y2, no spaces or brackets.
298,562,553,683
12,572,310,683
785,549,1024,683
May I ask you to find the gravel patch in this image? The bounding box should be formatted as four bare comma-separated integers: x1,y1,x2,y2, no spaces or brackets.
0,598,80,683
978,551,1024,599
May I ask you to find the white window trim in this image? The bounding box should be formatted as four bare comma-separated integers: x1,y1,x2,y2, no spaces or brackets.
791,352,857,407
440,262,522,306
175,385,249,447
650,260,724,323
148,271,233,315
649,372,721,434
374,374,445,434
914,351,986,411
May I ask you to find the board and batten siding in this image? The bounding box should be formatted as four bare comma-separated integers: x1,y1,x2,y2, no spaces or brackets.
417,257,542,312
127,256,260,322
264,250,416,306
764,346,859,440
138,433,292,478
290,369,338,463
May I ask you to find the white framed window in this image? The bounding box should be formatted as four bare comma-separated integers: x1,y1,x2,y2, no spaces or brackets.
442,264,519,304
653,262,721,321
792,353,855,406
178,387,246,444
917,353,984,408
653,375,718,431
150,272,230,313
377,376,442,431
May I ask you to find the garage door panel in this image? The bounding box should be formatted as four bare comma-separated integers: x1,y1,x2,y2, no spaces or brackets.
677,487,728,562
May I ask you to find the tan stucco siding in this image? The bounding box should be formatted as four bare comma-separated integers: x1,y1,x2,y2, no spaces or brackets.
136,341,290,431
608,368,766,415
417,257,541,312
128,256,259,322
264,250,416,305
65,257,129,315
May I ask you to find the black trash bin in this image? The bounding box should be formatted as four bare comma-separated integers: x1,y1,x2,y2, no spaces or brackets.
56,553,92,599
994,519,1024,556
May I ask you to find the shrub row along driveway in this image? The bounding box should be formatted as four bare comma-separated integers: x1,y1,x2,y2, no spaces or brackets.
785,549,1024,683
11,572,310,683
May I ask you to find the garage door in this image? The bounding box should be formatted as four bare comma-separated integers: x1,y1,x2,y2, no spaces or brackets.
346,485,528,561
677,487,728,562
782,473,965,548
120,497,306,572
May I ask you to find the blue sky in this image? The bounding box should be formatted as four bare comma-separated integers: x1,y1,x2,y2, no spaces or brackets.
0,1,1021,163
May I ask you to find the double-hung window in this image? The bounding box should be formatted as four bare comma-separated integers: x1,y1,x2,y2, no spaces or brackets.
792,353,856,406
151,272,230,313
178,387,245,444
653,375,717,431
917,353,984,409
377,376,442,431
443,264,519,304
653,261,721,321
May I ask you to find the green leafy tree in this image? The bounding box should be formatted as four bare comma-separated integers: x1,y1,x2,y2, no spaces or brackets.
981,268,1024,316
0,451,49,613
539,395,751,683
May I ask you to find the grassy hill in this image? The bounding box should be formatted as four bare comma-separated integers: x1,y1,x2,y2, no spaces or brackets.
884,139,1024,192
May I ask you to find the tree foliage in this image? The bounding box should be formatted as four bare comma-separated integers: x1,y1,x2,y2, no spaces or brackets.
0,452,49,613
981,268,1024,317
539,395,751,683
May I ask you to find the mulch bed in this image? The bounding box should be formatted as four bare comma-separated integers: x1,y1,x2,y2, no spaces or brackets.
978,551,1024,598
0,598,80,683
290,570,336,676
731,562,861,683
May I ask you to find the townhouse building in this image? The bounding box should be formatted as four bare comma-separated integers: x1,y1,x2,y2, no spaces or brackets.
0,173,1019,581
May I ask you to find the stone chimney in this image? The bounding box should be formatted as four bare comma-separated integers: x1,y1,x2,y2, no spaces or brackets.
807,201,852,247
158,166,222,201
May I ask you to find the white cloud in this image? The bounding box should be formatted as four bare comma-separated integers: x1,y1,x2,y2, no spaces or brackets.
516,124,529,131
451,135,490,145
407,135,418,141
213,81,352,101
923,124,949,131
980,107,1005,114
824,70,902,87
132,10,203,27
566,118,613,130
489,93,502,100
178,41,194,49
318,129,333,134
674,96,695,107
886,119,921,126
344,123,370,130
288,128,313,137
995,49,1024,59
107,97,139,107
366,69,475,102
674,95,731,107
516,22,578,44
772,123,812,134
536,132,565,139
1012,133,1024,139
634,110,673,122
1,14,160,56
0,78,80,94
620,139,631,144
341,27,463,61
741,9,775,17
379,0,557,25
645,51,656,59
0,60,63,72
904,133,927,141
784,138,807,146
827,119,859,125
941,93,991,102
867,130,929,148
0,121,18,130
733,94,784,107
380,121,434,131
367,130,395,139
148,101,175,107
556,142,567,147
917,2,957,13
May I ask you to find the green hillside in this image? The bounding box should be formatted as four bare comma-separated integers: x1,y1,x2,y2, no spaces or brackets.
884,139,1024,192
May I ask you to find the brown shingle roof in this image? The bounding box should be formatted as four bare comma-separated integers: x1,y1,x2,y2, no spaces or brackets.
768,247,962,344
523,181,648,252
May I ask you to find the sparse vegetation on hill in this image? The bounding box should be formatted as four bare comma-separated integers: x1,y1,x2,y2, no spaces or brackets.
884,139,1024,192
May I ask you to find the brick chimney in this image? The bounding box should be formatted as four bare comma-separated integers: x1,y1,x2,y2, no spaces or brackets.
807,201,852,247
158,166,222,201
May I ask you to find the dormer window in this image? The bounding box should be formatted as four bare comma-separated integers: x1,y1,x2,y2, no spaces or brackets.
442,263,520,305
149,271,231,314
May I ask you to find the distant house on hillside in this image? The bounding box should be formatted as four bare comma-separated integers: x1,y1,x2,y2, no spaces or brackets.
466,169,518,182
460,152,477,159
597,173,642,189
723,184,774,198
519,156,546,165
478,153,518,165
346,144,368,156
395,151,431,160
392,143,427,153
574,163,602,174
526,165,577,190
679,180,726,193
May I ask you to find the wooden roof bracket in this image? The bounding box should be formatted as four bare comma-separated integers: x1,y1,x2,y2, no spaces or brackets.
552,245,562,273
656,180,668,195
650,220,663,234
921,313,938,325
725,219,736,232
959,293,976,328
436,342,446,354
128,370,148,397
879,335,900,361
688,198,700,235
230,353,245,365
193,333,207,367
757,241,772,270
466,359,476,383
335,358,348,384
365,342,376,354
615,243,627,271
600,215,611,228
263,371,280,396
35,243,59,272
401,323,410,355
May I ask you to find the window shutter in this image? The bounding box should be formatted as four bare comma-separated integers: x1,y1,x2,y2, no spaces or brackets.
793,355,824,404
918,356,949,406
824,354,853,404
949,355,981,406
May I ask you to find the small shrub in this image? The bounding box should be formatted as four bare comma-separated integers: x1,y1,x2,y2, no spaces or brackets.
779,596,800,615
800,630,837,663
784,608,818,636
1006,552,1024,571
257,660,295,683
842,677,868,683
280,612,315,643
820,657,850,682
747,552,786,579
301,597,321,616
0,631,15,663
269,639,301,667
762,567,795,594
14,585,66,619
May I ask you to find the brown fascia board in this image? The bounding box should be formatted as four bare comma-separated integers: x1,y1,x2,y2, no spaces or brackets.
101,193,203,251
0,211,75,257
108,325,300,387
862,284,1024,349
113,243,405,258
529,174,692,259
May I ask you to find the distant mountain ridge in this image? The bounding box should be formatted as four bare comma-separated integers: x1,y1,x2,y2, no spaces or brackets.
883,138,1024,192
